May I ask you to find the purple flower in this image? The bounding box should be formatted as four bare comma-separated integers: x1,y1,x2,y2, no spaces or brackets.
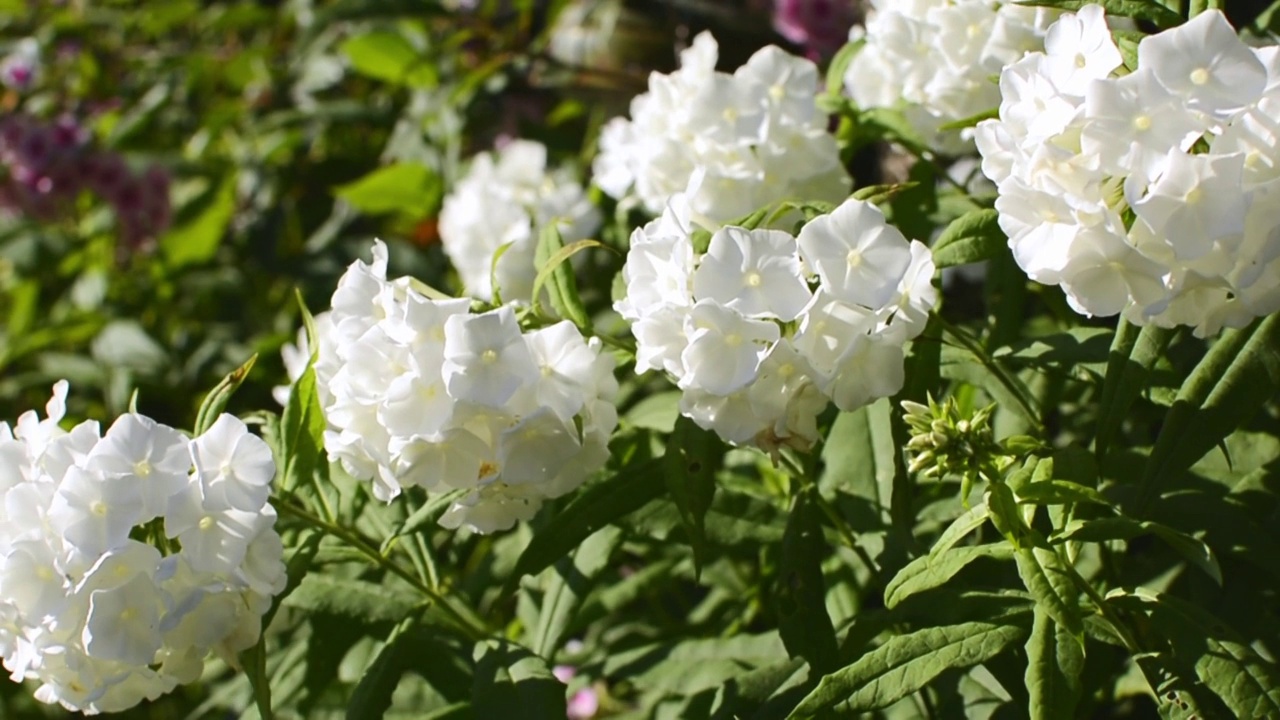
773,0,856,59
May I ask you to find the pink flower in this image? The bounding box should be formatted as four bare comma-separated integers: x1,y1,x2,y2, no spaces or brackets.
566,688,599,720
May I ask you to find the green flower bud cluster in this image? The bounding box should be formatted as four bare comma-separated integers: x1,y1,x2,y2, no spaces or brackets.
901,396,1000,479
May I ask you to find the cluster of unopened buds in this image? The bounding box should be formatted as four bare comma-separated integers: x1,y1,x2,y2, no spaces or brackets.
0,114,172,251
978,7,1280,335
0,382,286,714
902,396,1001,480
438,139,600,302
594,32,850,225
312,240,619,533
618,195,935,452
844,0,1055,153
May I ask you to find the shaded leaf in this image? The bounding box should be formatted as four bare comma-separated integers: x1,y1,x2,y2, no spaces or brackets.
777,492,839,674
789,621,1026,716
1024,605,1082,720
472,641,567,718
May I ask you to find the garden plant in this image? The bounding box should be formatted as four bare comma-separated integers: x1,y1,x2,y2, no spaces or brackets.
2,0,1280,718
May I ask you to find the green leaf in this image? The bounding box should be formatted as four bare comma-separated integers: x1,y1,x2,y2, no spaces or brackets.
390,488,469,543
931,208,1006,268
824,39,862,97
663,417,723,575
985,482,1027,548
1016,480,1109,506
789,621,1027,716
504,457,664,595
1014,546,1083,640
340,31,436,87
472,641,567,718
1137,314,1280,512
1024,605,1083,720
885,544,1013,608
282,574,419,624
279,354,327,498
161,173,236,268
1016,0,1184,27
930,502,990,556
1147,594,1280,718
776,492,839,674
850,181,920,206
1053,517,1222,585
334,163,439,217
819,399,895,521
530,527,621,657
1095,322,1174,460
938,107,999,131
1132,651,1232,720
346,613,423,720
193,353,257,436
531,227,603,331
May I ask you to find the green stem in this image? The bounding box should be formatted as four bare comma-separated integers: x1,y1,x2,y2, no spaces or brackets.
782,452,881,584
277,501,489,641
935,315,1044,434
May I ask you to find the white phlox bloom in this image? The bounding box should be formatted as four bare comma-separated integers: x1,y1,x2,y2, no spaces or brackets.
593,33,850,224
438,140,600,302
844,0,1056,153
0,383,286,714
977,6,1280,336
316,240,619,533
617,196,935,451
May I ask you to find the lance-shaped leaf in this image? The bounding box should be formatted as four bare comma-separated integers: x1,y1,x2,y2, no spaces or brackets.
1137,314,1280,512
1095,322,1174,460
346,613,424,720
789,621,1027,716
472,641,567,718
530,527,622,657
776,492,839,674
931,208,1006,268
1024,605,1083,720
1016,480,1109,506
1017,0,1184,27
532,225,597,331
504,457,664,595
194,353,257,436
1014,546,1083,640
885,544,1013,608
1053,517,1222,585
930,502,990,556
663,417,723,575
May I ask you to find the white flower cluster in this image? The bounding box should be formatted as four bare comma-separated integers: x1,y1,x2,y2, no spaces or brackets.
617,196,935,449
977,7,1280,336
438,140,600,302
0,382,285,714
317,241,619,533
593,32,851,225
844,0,1054,153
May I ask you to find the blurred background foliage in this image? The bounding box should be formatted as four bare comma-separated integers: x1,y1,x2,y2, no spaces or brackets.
0,0,803,433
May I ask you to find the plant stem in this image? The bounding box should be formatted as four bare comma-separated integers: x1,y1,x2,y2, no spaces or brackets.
935,315,1044,434
277,501,489,641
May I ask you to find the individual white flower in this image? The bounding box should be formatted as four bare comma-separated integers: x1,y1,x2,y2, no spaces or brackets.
797,199,913,309
679,300,780,396
1137,8,1267,116
439,140,600,302
442,308,539,408
315,240,619,532
692,226,812,320
188,414,276,514
594,32,850,223
0,383,285,714
1041,4,1122,95
618,196,934,448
